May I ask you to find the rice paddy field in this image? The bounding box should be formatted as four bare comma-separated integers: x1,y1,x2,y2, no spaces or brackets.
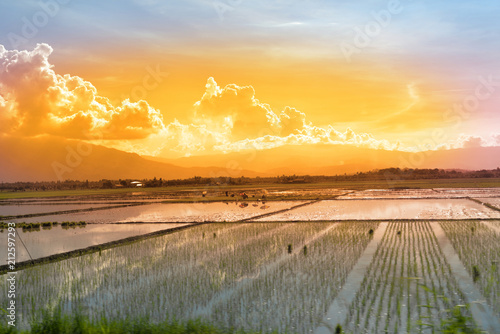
1,187,500,333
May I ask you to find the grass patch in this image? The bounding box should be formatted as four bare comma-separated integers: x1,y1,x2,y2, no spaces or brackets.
1,178,499,200
0,311,270,334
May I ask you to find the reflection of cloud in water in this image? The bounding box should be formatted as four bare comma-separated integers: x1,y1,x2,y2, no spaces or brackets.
256,199,500,221
340,188,500,199
9,202,305,224
0,223,189,262
118,202,305,223
0,203,120,216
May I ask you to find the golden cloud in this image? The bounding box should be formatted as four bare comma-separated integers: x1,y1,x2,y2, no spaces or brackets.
0,43,165,139
193,77,279,140
4,44,493,159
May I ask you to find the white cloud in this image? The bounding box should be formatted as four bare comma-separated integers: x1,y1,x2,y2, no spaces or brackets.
0,43,165,139
3,44,497,159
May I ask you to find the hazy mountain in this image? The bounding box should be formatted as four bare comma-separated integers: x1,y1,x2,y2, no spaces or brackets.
0,136,265,182
152,144,500,175
2,136,500,182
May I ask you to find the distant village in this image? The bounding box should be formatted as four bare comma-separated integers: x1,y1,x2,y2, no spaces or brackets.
1,168,499,192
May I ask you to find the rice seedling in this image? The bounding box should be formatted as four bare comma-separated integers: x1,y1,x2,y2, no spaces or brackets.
0,222,377,333
341,221,470,333
440,221,500,315
2,219,498,333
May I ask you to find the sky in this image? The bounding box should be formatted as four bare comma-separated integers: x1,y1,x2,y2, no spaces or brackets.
1,0,499,160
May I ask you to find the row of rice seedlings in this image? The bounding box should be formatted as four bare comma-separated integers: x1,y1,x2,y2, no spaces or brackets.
61,221,87,229
0,222,335,330
0,221,86,232
342,222,469,333
208,222,379,333
440,221,500,315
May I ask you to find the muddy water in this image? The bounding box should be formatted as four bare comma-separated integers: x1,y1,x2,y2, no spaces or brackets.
254,199,500,221
0,223,190,263
339,188,500,199
478,197,500,209
0,203,122,217
434,188,500,197
338,188,440,199
9,201,306,224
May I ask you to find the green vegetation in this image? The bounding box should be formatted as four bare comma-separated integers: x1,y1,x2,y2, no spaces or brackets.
1,222,378,333
438,304,482,334
61,221,87,228
417,285,481,334
1,167,500,200
0,221,86,233
0,311,268,334
343,222,473,333
440,221,500,314
1,178,500,200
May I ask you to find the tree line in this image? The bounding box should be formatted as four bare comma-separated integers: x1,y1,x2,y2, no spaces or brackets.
1,167,499,192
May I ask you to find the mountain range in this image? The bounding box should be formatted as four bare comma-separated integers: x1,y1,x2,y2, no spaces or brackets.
1,136,500,182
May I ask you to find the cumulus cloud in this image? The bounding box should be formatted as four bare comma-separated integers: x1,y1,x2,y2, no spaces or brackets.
493,133,500,145
461,136,484,148
5,44,495,159
164,120,228,156
0,43,165,139
193,77,278,140
432,133,500,151
193,78,345,138
214,126,399,154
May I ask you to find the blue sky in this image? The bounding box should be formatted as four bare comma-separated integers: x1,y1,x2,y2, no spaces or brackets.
1,0,499,156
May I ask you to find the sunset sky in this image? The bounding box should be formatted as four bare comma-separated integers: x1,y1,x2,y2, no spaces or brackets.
1,0,499,160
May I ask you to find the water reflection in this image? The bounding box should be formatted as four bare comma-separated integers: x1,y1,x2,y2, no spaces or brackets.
0,223,189,263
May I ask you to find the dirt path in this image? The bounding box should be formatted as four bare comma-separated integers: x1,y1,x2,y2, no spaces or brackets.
314,222,389,334
431,223,500,333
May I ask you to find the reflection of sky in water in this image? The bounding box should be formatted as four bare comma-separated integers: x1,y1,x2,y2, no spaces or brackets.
10,201,305,224
0,223,189,263
339,188,500,199
0,204,119,216
256,199,500,221
479,198,500,209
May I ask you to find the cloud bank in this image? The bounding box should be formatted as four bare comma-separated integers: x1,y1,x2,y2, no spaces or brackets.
1,44,497,158
0,43,164,139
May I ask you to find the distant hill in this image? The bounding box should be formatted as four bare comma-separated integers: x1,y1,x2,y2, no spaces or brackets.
150,144,500,175
2,136,500,182
0,136,266,182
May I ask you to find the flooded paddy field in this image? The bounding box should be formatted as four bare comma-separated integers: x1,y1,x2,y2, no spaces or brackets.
0,223,190,263
254,198,500,221
338,187,500,199
7,201,305,224
434,187,500,198
2,220,499,333
477,197,500,210
0,203,127,217
1,187,500,333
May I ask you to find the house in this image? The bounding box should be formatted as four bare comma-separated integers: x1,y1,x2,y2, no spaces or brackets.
130,181,143,187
